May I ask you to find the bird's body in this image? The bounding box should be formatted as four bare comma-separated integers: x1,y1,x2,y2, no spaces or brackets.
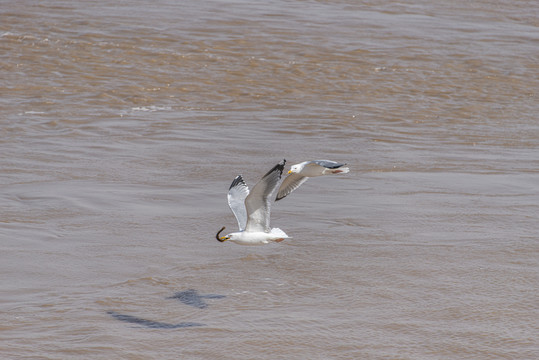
216,160,290,245
276,160,349,201
219,228,289,245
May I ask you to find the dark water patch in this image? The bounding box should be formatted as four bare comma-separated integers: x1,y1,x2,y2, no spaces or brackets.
168,289,226,309
107,311,204,329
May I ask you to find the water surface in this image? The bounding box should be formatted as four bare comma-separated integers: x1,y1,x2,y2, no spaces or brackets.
1,0,538,359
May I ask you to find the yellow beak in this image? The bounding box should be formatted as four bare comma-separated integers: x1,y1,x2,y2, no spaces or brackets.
288,170,292,174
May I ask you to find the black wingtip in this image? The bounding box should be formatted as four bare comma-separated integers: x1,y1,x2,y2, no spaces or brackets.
278,159,286,173
261,159,286,179
229,175,245,190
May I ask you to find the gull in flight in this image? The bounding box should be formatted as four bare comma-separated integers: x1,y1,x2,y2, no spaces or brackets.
216,159,290,245
276,160,349,201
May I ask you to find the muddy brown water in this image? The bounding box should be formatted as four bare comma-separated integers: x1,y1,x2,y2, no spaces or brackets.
1,1,538,359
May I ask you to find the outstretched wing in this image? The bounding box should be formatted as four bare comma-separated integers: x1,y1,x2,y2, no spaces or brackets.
227,175,249,231
275,173,309,201
244,159,286,232
312,160,346,169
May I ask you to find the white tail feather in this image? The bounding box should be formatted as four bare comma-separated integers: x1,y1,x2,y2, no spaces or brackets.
270,228,290,238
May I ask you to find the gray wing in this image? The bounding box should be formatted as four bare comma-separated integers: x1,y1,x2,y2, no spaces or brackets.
312,160,346,169
275,173,309,201
227,175,249,231
244,159,285,232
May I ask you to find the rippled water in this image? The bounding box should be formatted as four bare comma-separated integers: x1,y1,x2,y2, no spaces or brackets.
1,1,538,359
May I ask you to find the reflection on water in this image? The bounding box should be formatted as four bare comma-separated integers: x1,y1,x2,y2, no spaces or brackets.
1,0,538,359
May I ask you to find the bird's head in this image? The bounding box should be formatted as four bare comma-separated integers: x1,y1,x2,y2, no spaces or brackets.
215,226,229,242
288,164,302,174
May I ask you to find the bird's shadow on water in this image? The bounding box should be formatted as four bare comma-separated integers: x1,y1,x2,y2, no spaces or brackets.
167,289,226,309
108,289,225,329
107,311,204,329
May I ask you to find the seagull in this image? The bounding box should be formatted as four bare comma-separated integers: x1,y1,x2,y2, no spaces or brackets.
216,159,291,245
276,160,349,201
